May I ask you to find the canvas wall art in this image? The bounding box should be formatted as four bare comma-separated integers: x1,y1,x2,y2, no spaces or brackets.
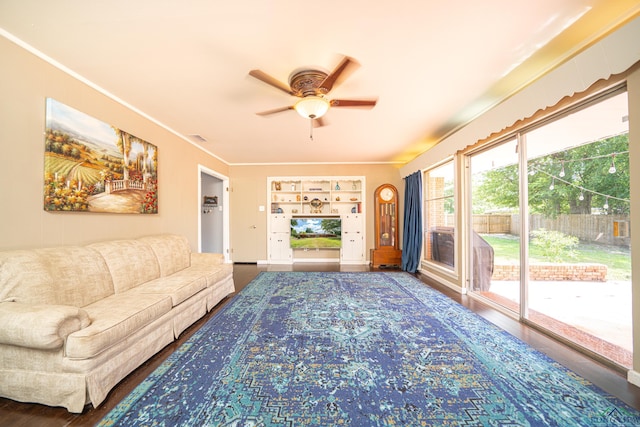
44,98,158,213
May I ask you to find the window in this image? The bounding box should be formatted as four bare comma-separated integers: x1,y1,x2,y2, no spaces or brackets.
423,161,455,269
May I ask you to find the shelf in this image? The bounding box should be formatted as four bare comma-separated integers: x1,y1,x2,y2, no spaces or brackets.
268,175,366,264
292,214,340,218
269,177,363,212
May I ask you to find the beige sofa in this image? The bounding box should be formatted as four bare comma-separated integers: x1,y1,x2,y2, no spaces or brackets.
0,234,234,413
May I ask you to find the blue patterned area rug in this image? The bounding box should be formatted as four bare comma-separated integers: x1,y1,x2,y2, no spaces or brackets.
98,272,640,426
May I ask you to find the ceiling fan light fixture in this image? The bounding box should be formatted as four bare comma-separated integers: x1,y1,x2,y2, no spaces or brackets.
294,96,330,119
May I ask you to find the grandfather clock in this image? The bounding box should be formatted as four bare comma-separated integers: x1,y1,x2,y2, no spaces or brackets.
370,184,402,268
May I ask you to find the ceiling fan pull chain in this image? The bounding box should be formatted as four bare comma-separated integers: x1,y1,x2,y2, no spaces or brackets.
309,117,314,141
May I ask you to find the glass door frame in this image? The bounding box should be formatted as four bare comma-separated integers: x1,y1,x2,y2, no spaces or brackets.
466,135,523,314
517,132,529,321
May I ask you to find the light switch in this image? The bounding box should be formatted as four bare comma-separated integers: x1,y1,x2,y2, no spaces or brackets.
258,205,265,212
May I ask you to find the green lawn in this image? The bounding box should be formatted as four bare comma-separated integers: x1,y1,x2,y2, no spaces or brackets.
481,234,631,281
290,237,342,249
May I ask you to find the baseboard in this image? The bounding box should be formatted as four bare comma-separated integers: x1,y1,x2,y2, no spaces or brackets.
292,258,340,263
628,369,640,387
418,267,466,294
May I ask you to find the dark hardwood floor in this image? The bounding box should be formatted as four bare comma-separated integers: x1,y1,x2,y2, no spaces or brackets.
2,263,639,426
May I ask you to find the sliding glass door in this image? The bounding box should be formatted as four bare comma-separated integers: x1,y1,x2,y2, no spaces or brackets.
467,88,631,368
524,90,631,367
469,138,520,313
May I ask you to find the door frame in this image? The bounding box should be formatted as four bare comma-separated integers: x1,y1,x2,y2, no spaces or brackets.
198,164,230,262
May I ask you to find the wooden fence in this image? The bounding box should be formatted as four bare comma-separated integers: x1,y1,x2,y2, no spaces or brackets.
472,215,511,234
472,214,630,247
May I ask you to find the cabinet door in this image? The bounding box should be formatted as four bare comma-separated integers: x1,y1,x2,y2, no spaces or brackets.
271,214,290,232
341,214,363,262
342,232,363,261
270,232,291,262
269,215,291,262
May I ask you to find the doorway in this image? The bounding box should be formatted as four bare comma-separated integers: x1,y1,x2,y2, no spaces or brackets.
198,165,230,261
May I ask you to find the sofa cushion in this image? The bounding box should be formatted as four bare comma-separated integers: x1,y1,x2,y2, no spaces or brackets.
65,293,172,359
190,252,224,266
186,263,233,288
88,239,160,293
0,302,90,350
0,247,114,307
189,252,232,287
131,273,207,306
0,250,52,304
138,234,191,277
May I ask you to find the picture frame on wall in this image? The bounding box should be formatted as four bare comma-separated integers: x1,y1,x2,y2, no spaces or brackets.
43,98,158,214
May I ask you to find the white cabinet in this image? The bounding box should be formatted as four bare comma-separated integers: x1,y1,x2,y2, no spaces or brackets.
269,233,291,263
267,176,366,264
269,214,292,263
341,213,364,263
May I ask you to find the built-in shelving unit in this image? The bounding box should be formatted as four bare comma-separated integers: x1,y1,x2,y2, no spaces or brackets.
267,176,366,264
269,178,363,215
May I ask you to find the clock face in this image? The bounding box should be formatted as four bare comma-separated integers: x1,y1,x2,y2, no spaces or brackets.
380,187,394,201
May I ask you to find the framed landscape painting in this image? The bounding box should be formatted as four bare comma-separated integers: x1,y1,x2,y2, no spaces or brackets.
43,98,158,213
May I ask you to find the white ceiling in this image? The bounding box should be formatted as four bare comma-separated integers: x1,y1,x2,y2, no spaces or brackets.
1,1,638,165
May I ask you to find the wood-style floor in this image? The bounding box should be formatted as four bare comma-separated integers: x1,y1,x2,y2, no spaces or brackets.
2,263,640,426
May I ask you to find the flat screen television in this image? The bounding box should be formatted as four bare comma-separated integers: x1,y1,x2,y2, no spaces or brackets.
290,217,341,249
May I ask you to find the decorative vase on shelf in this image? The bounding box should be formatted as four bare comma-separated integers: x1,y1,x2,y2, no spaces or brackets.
335,182,340,190
352,182,357,190
291,183,296,191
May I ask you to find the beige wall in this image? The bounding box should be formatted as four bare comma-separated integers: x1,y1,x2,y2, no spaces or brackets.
0,36,229,251
229,164,403,262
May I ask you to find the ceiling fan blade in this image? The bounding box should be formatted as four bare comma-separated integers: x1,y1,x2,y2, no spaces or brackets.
318,56,360,94
330,98,377,108
313,117,327,128
256,106,294,116
249,70,293,95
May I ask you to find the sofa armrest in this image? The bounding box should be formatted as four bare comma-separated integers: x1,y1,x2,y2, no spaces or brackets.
0,302,91,350
191,252,225,266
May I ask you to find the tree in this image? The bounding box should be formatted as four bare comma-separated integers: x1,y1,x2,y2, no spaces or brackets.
113,127,131,180
321,219,341,235
290,219,299,238
474,164,519,212
529,133,629,216
475,133,629,217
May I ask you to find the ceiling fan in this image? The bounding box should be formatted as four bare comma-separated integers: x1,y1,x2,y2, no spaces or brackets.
249,55,377,128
